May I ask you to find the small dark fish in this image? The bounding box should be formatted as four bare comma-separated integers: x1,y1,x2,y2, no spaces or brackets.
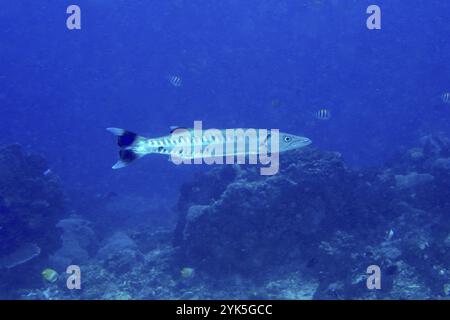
104,191,118,199
316,108,331,120
271,99,282,108
306,257,318,268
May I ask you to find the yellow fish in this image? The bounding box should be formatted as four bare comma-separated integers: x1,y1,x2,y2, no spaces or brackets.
180,267,195,279
42,268,58,283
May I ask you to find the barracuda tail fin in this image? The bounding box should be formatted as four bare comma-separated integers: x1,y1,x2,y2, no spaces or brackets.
106,128,144,169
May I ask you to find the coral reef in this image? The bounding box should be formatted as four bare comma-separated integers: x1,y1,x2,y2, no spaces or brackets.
10,135,450,299
0,144,65,295
49,216,97,271
173,136,450,299
174,148,385,276
97,232,144,275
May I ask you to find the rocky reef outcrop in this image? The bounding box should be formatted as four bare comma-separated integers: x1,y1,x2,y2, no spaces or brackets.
174,149,384,274
12,135,450,300
48,216,97,271
174,135,450,299
0,145,65,294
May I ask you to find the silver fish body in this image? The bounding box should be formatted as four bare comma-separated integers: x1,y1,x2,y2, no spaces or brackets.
107,127,311,169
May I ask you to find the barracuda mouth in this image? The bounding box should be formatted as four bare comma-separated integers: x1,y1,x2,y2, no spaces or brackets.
294,137,312,147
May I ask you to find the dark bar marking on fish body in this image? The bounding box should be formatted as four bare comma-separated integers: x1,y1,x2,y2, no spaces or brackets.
118,131,137,148
119,149,137,163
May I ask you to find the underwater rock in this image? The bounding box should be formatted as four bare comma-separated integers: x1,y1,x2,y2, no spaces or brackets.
97,232,138,259
12,134,450,299
56,217,96,249
172,137,450,299
100,195,176,231
264,273,319,300
406,148,425,162
390,135,450,175
444,234,450,248
392,144,450,213
97,232,143,274
0,243,41,269
0,144,64,269
174,148,372,275
432,158,450,171
0,144,66,296
49,216,97,270
394,172,434,190
420,134,450,158
174,166,240,244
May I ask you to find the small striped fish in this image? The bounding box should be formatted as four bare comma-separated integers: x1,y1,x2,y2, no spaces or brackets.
316,108,331,120
107,127,311,169
167,74,182,87
442,92,450,104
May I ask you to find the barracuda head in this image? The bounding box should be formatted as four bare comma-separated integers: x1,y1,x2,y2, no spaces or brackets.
278,133,312,152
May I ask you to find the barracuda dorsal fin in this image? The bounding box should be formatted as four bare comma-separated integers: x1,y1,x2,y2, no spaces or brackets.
169,126,190,133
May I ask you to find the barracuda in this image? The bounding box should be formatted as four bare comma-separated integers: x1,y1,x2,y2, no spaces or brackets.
107,125,311,170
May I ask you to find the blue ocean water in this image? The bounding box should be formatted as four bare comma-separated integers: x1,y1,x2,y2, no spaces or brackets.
1,0,450,299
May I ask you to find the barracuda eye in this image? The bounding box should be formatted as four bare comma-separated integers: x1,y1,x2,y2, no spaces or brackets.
284,136,292,143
